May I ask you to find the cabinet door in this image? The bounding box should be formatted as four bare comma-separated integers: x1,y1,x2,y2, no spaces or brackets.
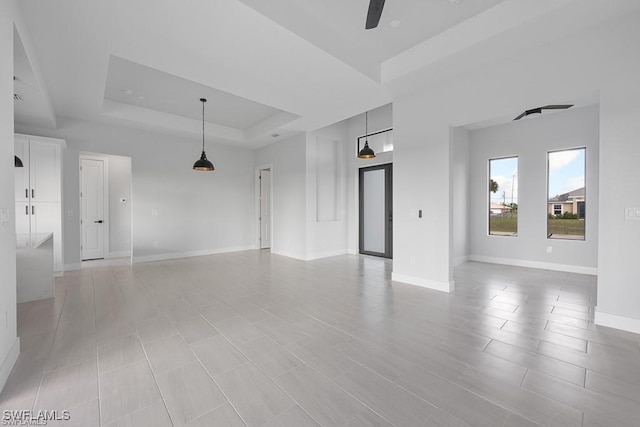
14,138,29,202
32,202,63,272
29,141,61,202
15,203,30,235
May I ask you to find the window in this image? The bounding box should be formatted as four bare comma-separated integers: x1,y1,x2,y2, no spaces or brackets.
488,156,518,236
356,128,393,157
547,148,586,240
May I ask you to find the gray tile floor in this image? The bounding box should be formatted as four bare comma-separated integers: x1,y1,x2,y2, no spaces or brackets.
2,251,640,426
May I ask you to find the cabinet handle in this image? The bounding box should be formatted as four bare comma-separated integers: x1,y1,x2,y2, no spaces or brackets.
32,205,35,215
25,188,28,199
32,189,34,199
25,205,28,215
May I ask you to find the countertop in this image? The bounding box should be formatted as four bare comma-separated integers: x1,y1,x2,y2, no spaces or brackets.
16,232,53,249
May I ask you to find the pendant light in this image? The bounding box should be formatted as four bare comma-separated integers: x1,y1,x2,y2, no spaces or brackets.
358,111,375,159
193,98,215,172
14,156,24,167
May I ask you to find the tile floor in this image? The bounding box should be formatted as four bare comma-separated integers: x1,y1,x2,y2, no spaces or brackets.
1,251,640,426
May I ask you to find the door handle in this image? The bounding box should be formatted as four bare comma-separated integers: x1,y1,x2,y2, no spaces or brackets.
32,189,34,199
25,205,28,215
25,188,28,199
32,205,35,215
94,220,103,223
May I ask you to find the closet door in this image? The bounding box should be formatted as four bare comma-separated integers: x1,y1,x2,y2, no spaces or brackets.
29,141,60,203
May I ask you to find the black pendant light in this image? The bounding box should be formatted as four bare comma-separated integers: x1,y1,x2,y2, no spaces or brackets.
14,156,24,167
193,98,215,172
358,111,375,159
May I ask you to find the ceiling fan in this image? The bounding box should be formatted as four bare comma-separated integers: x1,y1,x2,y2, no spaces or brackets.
513,104,573,121
366,0,386,29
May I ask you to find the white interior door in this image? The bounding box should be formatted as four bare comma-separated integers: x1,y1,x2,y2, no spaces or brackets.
81,158,105,260
260,169,271,249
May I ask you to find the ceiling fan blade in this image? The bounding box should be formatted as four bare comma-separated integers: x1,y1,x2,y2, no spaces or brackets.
541,104,574,110
513,112,527,121
365,0,386,29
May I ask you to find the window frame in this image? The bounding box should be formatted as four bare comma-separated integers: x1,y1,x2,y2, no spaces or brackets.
487,155,519,237
546,146,587,241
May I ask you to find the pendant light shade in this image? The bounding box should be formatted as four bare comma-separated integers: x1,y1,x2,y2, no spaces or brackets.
193,98,214,172
14,155,24,167
358,111,376,159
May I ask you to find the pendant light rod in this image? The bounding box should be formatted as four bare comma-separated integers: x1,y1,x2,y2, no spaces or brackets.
201,98,206,152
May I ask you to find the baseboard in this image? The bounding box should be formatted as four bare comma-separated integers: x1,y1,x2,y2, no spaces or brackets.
594,309,640,335
133,246,254,264
105,251,131,259
63,263,82,272
305,249,348,261
453,255,470,267
392,272,454,293
468,255,597,275
0,337,20,394
269,249,307,261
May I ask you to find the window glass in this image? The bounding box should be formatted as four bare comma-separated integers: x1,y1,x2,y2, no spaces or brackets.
547,148,586,240
489,157,518,236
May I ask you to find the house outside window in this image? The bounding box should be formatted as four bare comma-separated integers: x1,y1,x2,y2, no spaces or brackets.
553,204,562,216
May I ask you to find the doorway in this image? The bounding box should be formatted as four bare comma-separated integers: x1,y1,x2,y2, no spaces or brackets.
256,164,273,250
359,163,392,258
80,156,106,260
79,153,133,263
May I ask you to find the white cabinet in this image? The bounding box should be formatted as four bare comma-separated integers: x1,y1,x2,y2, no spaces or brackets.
14,134,65,274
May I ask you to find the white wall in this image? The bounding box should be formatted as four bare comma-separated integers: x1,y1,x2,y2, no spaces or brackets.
107,154,132,255
468,106,599,274
452,127,470,266
16,118,255,267
597,72,640,331
306,122,348,260
255,134,307,259
0,0,19,393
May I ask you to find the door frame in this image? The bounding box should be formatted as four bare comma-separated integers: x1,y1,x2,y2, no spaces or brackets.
255,163,274,250
79,153,110,260
359,163,393,258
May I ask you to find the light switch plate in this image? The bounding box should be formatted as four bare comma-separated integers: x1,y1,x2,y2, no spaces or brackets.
625,207,640,220
0,208,9,227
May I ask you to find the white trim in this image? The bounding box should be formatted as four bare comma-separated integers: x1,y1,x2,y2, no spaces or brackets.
305,249,348,261
453,255,470,266
0,338,20,394
54,271,63,278
133,246,254,264
468,255,597,275
594,309,640,335
106,251,131,259
63,263,82,272
391,272,455,293
269,249,307,261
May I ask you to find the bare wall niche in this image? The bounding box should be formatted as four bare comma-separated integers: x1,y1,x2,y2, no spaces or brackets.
316,136,339,222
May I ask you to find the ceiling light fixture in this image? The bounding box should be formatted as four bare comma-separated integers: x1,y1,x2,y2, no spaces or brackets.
14,156,24,167
193,98,215,172
358,111,375,159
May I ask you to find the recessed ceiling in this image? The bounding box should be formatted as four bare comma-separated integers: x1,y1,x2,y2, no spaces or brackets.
104,56,285,130
237,0,507,79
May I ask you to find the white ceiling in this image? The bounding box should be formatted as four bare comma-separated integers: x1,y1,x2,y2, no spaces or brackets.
237,0,506,80
12,0,640,148
104,56,285,130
